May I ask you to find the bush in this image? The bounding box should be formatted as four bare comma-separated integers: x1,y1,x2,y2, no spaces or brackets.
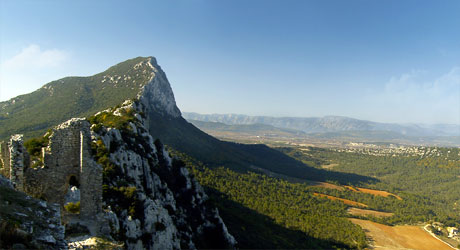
103,185,141,218
91,140,121,182
88,108,136,131
64,201,80,214
24,132,51,157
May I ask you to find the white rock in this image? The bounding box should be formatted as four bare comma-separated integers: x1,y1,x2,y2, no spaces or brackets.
37,235,56,244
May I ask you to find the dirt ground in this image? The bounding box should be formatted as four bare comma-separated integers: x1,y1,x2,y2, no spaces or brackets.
310,181,402,200
313,193,368,207
347,186,403,200
349,218,455,250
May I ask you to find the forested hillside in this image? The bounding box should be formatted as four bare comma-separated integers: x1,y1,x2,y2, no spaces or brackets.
278,146,460,227
0,57,153,140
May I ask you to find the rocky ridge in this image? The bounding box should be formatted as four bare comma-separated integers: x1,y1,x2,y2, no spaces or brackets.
88,99,236,249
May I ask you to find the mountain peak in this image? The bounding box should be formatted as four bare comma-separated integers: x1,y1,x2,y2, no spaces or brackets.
138,57,181,118
0,56,181,139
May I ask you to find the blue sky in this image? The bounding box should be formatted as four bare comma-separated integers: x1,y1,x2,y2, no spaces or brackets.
1,0,459,124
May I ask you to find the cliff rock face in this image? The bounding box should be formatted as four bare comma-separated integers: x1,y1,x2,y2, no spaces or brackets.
91,100,235,249
138,57,181,118
91,58,235,248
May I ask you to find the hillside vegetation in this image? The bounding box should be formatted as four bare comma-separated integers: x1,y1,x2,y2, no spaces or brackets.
0,57,152,140
278,146,460,227
169,150,368,249
147,112,375,185
166,143,460,249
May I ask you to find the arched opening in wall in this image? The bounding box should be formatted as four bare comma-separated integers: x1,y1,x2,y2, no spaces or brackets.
69,175,80,188
64,175,81,214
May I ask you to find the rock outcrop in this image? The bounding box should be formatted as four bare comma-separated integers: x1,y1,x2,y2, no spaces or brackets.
92,100,235,249
138,57,181,118
0,175,66,249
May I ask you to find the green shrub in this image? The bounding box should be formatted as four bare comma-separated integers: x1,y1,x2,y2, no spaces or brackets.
103,185,141,218
64,201,80,214
91,140,121,182
88,108,136,131
24,132,51,157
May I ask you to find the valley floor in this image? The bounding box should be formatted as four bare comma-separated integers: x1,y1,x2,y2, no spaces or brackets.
349,218,455,250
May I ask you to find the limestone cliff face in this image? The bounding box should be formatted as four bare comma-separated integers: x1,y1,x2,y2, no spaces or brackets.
138,57,181,118
91,100,235,249
92,58,235,248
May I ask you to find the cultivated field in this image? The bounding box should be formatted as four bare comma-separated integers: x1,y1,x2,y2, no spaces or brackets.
313,193,368,207
310,181,403,200
349,218,455,250
346,186,403,200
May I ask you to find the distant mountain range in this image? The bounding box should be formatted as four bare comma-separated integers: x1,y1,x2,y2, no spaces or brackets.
188,119,306,136
183,113,460,137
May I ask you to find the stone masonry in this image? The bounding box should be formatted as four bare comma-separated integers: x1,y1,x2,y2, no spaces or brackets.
0,141,11,178
9,135,29,192
0,118,102,220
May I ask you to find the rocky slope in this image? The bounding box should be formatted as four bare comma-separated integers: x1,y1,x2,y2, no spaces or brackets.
1,99,236,249
89,100,236,249
0,175,66,249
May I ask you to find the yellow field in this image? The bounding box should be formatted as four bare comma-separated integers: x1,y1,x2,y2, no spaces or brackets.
309,181,402,200
349,218,455,250
313,193,368,207
345,186,403,200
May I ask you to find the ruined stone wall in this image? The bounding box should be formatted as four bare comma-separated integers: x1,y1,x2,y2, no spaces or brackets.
32,119,86,205
9,135,29,192
0,141,11,178
79,129,103,217
6,118,102,221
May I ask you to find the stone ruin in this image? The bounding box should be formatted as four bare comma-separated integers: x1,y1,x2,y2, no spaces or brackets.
0,118,102,223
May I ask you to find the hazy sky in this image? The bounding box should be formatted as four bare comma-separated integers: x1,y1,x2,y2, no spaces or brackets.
1,0,459,124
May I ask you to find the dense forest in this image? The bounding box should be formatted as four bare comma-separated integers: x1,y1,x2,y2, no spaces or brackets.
170,150,367,249
169,144,460,249
278,146,460,227
192,166,368,249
